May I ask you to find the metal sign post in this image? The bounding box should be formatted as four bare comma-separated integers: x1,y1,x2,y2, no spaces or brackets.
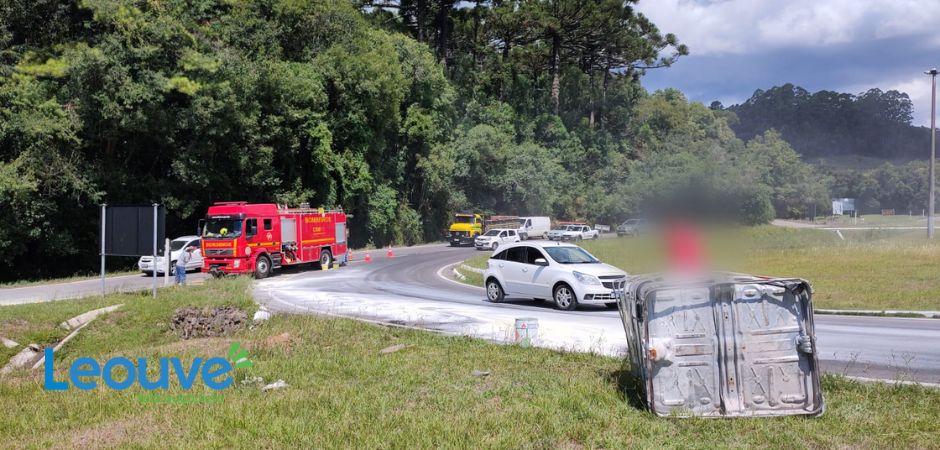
164,237,171,287
100,204,107,296
152,203,158,298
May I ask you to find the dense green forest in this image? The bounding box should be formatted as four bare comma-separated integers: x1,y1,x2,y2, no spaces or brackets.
726,83,929,160
724,84,935,214
0,0,874,280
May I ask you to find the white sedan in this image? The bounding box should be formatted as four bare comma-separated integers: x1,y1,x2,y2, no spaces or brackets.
482,241,627,310
138,235,203,275
474,228,521,251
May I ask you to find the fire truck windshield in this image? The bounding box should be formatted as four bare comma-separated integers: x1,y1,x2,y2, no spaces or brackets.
202,218,243,239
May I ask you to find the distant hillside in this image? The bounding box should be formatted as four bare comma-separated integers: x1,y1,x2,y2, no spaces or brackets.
724,84,930,161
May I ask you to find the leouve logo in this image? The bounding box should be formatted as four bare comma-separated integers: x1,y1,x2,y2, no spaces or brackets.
44,342,252,391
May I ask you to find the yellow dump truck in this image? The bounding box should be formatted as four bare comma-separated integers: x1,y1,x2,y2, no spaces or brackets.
447,212,484,246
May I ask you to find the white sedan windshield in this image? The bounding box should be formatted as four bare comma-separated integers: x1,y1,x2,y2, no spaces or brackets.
544,246,599,264
483,230,500,236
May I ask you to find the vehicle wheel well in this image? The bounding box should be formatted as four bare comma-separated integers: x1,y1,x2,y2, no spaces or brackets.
485,276,502,287
552,281,573,295
256,252,271,266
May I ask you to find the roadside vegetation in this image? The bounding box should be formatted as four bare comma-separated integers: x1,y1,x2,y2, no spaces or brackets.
457,225,940,311
0,270,140,290
2,0,836,284
1,278,938,448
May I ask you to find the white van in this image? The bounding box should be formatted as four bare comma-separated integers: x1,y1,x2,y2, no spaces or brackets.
518,216,551,240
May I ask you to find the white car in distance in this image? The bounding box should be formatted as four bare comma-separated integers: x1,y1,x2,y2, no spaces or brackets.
138,235,203,275
560,225,599,241
547,225,575,240
474,228,521,251
483,241,628,310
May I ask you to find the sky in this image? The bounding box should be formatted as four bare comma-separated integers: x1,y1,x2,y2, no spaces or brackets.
636,0,940,126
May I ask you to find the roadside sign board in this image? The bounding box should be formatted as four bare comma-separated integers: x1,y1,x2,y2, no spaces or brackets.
103,205,166,256
831,198,855,215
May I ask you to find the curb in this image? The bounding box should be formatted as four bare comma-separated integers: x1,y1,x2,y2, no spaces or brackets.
458,264,484,275
815,309,940,319
844,375,940,390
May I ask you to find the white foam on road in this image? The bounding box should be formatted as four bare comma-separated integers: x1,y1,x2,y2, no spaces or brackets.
255,272,628,357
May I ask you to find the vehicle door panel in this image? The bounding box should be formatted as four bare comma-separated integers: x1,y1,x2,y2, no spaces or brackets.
520,247,552,297
498,247,528,295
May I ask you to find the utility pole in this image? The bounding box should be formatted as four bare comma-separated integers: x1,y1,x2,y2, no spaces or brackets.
927,69,938,239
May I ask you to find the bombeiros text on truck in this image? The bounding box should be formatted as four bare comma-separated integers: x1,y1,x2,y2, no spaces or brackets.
199,202,348,278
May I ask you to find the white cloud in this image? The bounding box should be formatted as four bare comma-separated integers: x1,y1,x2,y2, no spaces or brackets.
886,76,934,127
637,0,940,56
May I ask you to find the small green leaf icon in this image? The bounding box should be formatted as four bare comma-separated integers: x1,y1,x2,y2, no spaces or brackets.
228,342,253,369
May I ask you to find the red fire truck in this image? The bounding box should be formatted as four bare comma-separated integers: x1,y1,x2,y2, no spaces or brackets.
200,202,348,278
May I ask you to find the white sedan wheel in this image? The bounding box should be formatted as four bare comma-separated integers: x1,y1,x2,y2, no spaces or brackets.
554,285,577,310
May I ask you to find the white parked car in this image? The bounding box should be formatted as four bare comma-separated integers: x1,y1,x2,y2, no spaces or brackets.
560,225,599,241
547,225,575,240
474,228,521,251
483,242,628,310
138,235,203,275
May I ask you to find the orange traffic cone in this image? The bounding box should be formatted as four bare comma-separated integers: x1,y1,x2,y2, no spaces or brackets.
387,244,394,258
364,253,372,264
347,250,353,261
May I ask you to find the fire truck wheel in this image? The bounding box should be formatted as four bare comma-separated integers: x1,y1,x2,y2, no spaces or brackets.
319,249,333,269
254,255,271,279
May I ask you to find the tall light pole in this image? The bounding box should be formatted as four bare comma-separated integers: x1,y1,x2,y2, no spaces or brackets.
927,69,938,239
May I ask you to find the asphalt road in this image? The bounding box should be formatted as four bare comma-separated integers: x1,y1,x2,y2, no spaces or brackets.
5,242,938,383
255,243,940,384
0,271,208,306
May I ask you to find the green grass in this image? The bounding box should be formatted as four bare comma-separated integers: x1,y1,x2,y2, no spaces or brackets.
0,278,256,366
1,279,939,448
0,270,140,289
817,214,931,228
458,227,940,311
580,226,940,311
453,253,488,286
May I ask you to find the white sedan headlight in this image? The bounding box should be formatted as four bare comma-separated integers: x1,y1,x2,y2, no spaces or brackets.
573,271,601,285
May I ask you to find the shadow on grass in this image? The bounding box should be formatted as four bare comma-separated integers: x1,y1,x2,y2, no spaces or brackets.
605,359,648,411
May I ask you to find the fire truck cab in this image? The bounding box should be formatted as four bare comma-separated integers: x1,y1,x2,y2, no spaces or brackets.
200,202,348,278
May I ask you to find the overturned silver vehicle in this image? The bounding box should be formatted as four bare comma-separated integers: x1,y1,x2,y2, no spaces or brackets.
617,273,824,417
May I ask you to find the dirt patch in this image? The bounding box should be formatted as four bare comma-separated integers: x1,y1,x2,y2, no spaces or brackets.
151,337,231,356
259,332,295,353
0,319,30,336
100,311,127,326
554,439,586,450
170,306,248,340
53,415,165,450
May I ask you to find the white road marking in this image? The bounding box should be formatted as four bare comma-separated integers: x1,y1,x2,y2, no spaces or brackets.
436,262,484,290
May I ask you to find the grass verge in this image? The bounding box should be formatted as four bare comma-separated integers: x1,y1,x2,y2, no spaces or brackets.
452,253,488,287
2,278,939,448
0,271,140,289
458,226,940,311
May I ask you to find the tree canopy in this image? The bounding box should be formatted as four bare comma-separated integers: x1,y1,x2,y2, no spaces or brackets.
728,83,929,160
1,0,829,281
